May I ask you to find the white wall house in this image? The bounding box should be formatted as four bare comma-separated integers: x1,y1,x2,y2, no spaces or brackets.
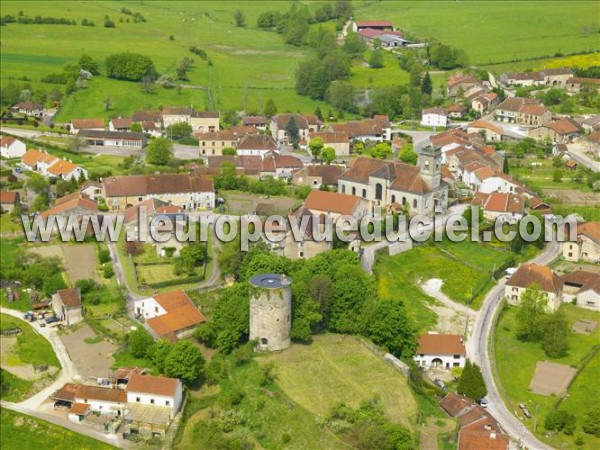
74,386,127,417
421,108,448,128
504,264,562,311
478,175,521,194
126,374,183,417
0,137,26,158
414,333,466,369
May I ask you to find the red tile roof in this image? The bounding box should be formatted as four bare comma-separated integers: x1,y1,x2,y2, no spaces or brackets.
21,149,57,167
103,174,213,197
507,263,562,294
56,288,81,308
305,165,346,185
417,333,466,356
358,27,386,38
237,134,278,151
71,118,104,129
0,136,17,147
70,403,91,415
0,191,19,205
545,118,582,135
354,20,394,28
304,190,361,216
40,195,98,219
110,118,132,129
440,393,476,417
469,120,503,135
76,385,127,403
127,373,179,397
146,290,206,338
576,222,600,244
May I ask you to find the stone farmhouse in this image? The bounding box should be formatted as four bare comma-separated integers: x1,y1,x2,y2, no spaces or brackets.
308,131,351,157
292,165,346,190
493,97,552,126
505,264,563,311
529,117,583,144
414,333,466,369
102,173,214,211
270,113,322,144
563,221,600,263
561,271,600,311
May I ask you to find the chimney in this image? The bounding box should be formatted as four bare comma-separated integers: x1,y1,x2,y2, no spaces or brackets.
490,432,496,440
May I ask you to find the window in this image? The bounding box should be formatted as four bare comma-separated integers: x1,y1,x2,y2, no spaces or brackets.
150,399,155,405
166,400,170,406
568,252,573,257
375,183,383,200
362,189,366,198
453,355,460,359
352,187,356,196
154,306,158,313
391,195,396,203
136,397,141,402
341,185,346,194
413,199,417,209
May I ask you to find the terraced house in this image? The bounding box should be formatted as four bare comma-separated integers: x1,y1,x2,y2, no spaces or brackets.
103,173,214,210
337,147,448,216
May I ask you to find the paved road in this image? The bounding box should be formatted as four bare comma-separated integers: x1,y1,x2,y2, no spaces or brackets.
567,141,600,173
468,240,560,450
394,129,436,151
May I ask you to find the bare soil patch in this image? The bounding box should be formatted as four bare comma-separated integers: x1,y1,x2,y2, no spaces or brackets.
543,189,600,205
529,361,577,396
29,244,98,283
572,319,598,335
59,324,117,378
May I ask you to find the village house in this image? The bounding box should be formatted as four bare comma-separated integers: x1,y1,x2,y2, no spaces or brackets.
0,191,20,213
236,134,279,157
477,172,527,195
53,383,127,419
103,173,215,211
133,290,206,340
48,159,89,181
421,107,448,128
467,120,503,142
190,111,220,132
308,131,351,157
79,180,104,200
505,263,563,311
21,149,88,180
414,333,466,369
329,118,391,143
132,110,163,129
270,114,322,144
447,75,484,99
161,107,193,128
40,193,99,220
471,92,499,116
125,374,184,437
563,221,600,263
542,68,574,86
580,115,600,133
51,287,83,326
292,165,346,190
304,189,370,221
69,118,105,134
561,271,600,311
494,97,551,126
12,101,43,117
241,115,268,130
529,117,583,144
259,152,304,179
203,155,262,178
447,103,469,119
77,130,147,148
472,192,526,220
565,77,600,94
0,136,26,158
108,117,133,132
500,71,545,87
197,131,238,156
338,148,448,216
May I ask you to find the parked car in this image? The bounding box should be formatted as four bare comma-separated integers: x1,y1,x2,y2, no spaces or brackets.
45,316,60,324
23,311,37,322
479,397,488,408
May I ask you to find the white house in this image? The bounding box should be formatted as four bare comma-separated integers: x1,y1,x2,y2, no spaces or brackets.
505,264,562,311
51,288,83,326
73,385,127,417
478,174,523,195
0,136,26,158
414,333,466,369
126,374,183,417
421,108,448,128
562,222,600,263
133,290,205,340
561,271,600,312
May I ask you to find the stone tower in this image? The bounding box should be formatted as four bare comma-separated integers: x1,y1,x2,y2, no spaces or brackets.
417,145,442,190
249,273,292,352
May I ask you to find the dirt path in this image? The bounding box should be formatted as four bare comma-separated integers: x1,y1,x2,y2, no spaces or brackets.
420,278,475,334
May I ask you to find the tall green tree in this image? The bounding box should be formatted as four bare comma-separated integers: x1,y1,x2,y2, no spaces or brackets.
264,98,277,118
457,359,487,400
164,340,206,386
369,50,384,69
421,71,432,95
367,298,416,358
321,147,336,164
309,137,324,159
285,116,300,145
128,327,154,358
516,288,548,342
146,137,174,165
541,310,569,358
233,9,245,27
105,53,156,81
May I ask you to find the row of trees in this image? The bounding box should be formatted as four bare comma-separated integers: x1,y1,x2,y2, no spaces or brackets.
203,246,417,358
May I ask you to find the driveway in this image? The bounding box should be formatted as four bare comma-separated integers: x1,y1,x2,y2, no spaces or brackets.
59,324,117,379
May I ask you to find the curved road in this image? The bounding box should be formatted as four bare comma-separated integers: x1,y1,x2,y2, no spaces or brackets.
468,240,560,450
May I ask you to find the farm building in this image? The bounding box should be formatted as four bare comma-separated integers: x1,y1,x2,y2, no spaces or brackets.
51,288,83,326
414,333,466,369
0,136,26,158
77,130,147,148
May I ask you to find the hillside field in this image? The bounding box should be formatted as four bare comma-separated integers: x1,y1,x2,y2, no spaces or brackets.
1,1,598,120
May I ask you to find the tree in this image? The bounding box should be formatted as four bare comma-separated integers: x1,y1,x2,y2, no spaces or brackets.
541,310,569,358
68,135,87,153
343,32,366,56
128,327,154,358
553,168,563,183
516,288,548,342
149,339,173,374
398,146,418,165
146,137,173,165
105,53,157,81
234,9,245,27
370,142,393,159
582,406,600,436
166,122,192,140
178,243,207,275
103,98,113,111
285,116,300,145
322,147,336,164
367,299,416,358
264,98,277,118
78,54,99,74
176,57,193,81
503,157,509,174
309,137,324,159
222,147,236,156
314,106,323,121
457,360,487,401
308,275,333,328
26,173,49,193
369,50,384,69
421,71,432,95
30,193,49,213
164,340,206,386
462,205,484,229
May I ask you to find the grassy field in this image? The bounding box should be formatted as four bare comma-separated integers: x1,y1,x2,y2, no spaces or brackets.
510,157,593,192
495,304,600,449
0,314,60,367
375,240,514,330
0,407,116,450
355,1,599,66
260,334,418,428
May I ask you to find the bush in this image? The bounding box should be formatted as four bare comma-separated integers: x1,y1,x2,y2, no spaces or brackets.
103,263,114,279
98,248,111,264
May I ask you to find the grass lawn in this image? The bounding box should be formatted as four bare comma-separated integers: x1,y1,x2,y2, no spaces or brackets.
260,334,418,429
0,214,23,235
494,304,600,449
0,237,23,267
0,314,60,368
355,1,599,66
0,369,34,402
0,407,116,450
509,157,593,192
548,204,600,223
